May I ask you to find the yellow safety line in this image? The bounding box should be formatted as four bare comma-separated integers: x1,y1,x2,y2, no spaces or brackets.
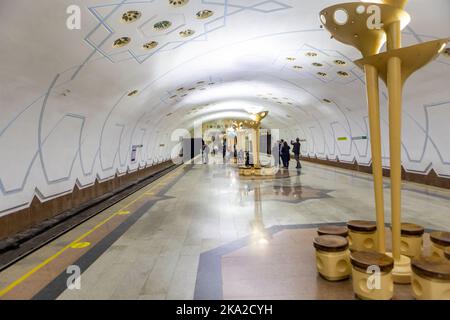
0,167,179,298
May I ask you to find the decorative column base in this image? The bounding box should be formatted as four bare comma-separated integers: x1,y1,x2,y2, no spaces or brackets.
386,252,412,284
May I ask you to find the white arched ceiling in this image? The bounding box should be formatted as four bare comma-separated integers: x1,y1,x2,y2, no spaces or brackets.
0,0,449,214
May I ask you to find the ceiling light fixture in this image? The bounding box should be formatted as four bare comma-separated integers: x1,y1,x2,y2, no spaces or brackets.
154,20,172,31
143,41,158,50
196,10,214,19
169,0,189,7
113,37,131,48
121,11,142,23
180,29,195,37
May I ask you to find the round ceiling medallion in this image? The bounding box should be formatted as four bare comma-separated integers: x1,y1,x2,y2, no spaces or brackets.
169,0,189,7
121,11,141,23
196,10,214,19
337,71,349,77
113,37,131,48
180,29,195,37
143,41,158,50
154,20,172,31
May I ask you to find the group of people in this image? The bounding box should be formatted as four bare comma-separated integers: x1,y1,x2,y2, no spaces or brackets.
272,138,302,169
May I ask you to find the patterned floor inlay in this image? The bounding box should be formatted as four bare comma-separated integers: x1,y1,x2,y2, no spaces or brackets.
195,224,436,300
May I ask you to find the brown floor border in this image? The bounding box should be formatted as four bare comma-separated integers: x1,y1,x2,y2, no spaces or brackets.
300,156,450,189
0,161,175,244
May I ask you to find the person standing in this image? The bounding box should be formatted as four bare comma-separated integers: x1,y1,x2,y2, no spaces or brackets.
222,138,227,163
281,141,291,168
272,142,280,167
278,139,284,165
203,143,210,164
291,138,302,169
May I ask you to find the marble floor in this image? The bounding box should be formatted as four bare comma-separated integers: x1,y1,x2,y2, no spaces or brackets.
0,158,449,300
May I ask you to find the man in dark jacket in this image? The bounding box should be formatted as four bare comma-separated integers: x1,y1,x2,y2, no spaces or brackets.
281,141,291,168
291,138,302,169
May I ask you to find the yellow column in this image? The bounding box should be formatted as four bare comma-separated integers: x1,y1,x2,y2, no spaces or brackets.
387,56,403,261
255,124,261,168
364,64,386,253
386,20,403,262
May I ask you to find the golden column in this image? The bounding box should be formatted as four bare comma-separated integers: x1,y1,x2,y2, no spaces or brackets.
243,111,269,169
320,0,448,283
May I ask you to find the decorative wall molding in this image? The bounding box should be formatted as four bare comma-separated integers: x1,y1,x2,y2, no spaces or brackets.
0,161,174,241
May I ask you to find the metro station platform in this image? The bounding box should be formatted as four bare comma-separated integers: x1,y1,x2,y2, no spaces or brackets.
1,160,448,300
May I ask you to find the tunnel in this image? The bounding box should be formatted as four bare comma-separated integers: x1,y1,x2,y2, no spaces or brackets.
0,0,449,304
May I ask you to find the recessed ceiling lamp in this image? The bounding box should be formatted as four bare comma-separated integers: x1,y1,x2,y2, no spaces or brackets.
317,72,327,77
180,29,195,37
312,62,323,67
176,87,184,92
128,90,139,97
143,41,158,50
323,98,332,103
306,52,318,57
169,95,177,99
113,37,131,48
169,0,189,7
154,20,172,31
337,71,349,77
196,10,214,19
121,11,141,23
443,48,450,57
286,57,296,61
293,65,303,69
334,59,346,65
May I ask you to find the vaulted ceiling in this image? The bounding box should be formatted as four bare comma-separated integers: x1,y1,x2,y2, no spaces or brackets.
0,0,449,214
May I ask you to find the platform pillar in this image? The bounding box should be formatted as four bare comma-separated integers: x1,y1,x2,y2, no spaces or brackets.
364,64,386,254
